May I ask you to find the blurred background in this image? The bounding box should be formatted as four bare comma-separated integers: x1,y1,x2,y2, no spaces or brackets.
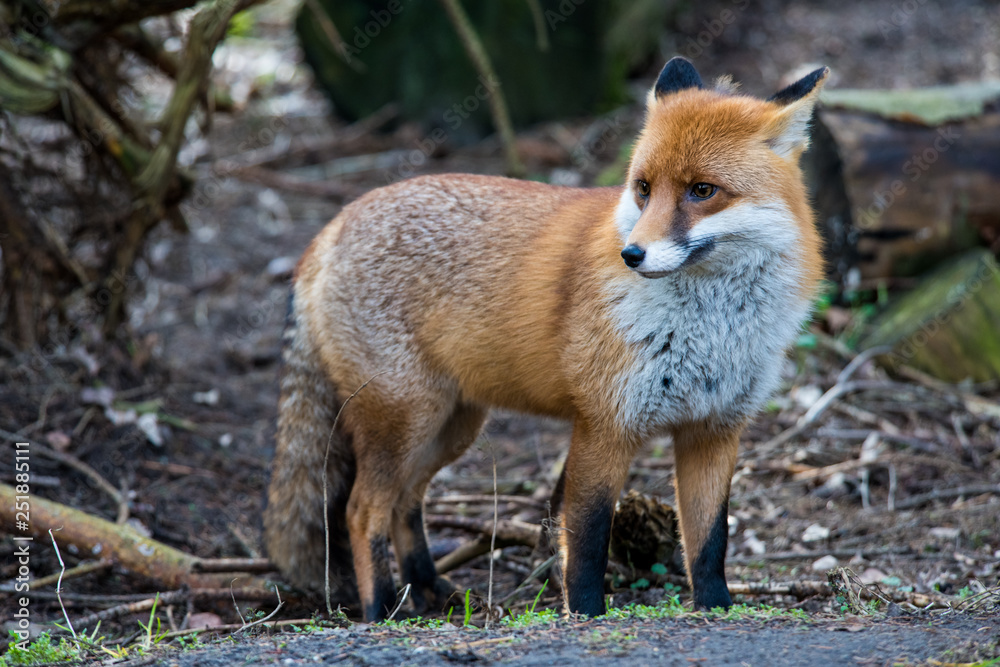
1,0,999,646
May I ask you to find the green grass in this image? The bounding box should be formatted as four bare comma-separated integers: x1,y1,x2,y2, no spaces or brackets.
0,631,83,666
603,595,687,620
603,598,810,622
703,603,810,622
377,617,449,630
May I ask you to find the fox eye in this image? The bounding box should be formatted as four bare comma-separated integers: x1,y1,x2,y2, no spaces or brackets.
636,180,651,198
690,183,717,200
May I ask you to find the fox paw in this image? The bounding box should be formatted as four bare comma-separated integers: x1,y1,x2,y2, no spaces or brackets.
410,576,457,614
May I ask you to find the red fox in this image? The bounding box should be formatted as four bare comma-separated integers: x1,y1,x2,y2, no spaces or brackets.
264,57,828,621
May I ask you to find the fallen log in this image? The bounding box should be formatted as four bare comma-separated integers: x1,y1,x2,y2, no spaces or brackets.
806,83,1000,285
0,483,271,591
861,249,1000,382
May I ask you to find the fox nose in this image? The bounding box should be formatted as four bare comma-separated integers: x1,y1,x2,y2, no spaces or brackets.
621,244,645,268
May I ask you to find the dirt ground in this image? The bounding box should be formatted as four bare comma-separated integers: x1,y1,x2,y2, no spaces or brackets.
166,615,999,666
2,0,999,665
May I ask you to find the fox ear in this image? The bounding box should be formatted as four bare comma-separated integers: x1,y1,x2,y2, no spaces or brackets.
766,67,830,158
652,57,704,100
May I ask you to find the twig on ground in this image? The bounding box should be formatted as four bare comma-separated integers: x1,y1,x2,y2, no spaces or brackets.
727,580,831,599
73,588,280,630
232,103,399,171
435,534,537,574
232,166,365,201
426,515,541,546
27,559,112,590
836,346,894,385
894,484,1000,510
427,494,544,509
193,558,275,573
237,585,283,632
231,579,246,625
498,555,558,606
386,584,411,622
157,618,324,641
952,414,983,468
486,436,499,624
827,567,949,611
955,585,1000,612
814,428,940,454
758,379,923,454
49,529,78,639
730,546,911,564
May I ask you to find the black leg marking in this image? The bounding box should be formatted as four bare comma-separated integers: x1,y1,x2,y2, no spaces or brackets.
564,493,615,617
690,501,732,610
399,507,442,612
365,535,396,621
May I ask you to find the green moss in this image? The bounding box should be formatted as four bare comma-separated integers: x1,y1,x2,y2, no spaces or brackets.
862,250,1000,382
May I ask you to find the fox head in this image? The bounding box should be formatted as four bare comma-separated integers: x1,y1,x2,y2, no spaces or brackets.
616,57,829,278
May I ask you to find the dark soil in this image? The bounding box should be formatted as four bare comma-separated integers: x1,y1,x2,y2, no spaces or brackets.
166,615,1000,667
1,0,999,665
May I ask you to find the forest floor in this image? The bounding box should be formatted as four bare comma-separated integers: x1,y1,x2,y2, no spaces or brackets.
1,0,999,665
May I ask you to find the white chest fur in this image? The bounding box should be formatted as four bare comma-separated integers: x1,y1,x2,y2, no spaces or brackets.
607,253,810,435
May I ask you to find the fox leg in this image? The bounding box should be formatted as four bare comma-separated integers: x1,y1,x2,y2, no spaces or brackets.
559,420,637,616
344,394,445,621
345,452,400,622
391,403,487,614
671,422,741,610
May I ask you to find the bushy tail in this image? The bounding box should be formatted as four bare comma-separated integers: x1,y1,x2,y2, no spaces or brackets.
263,293,357,603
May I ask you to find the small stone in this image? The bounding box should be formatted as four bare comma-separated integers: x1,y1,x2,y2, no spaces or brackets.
193,388,220,406
45,431,72,452
812,555,839,572
802,523,830,543
814,472,850,499
727,514,739,537
266,256,297,278
929,527,961,540
81,386,115,408
859,567,888,584
791,385,823,410
742,529,766,555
